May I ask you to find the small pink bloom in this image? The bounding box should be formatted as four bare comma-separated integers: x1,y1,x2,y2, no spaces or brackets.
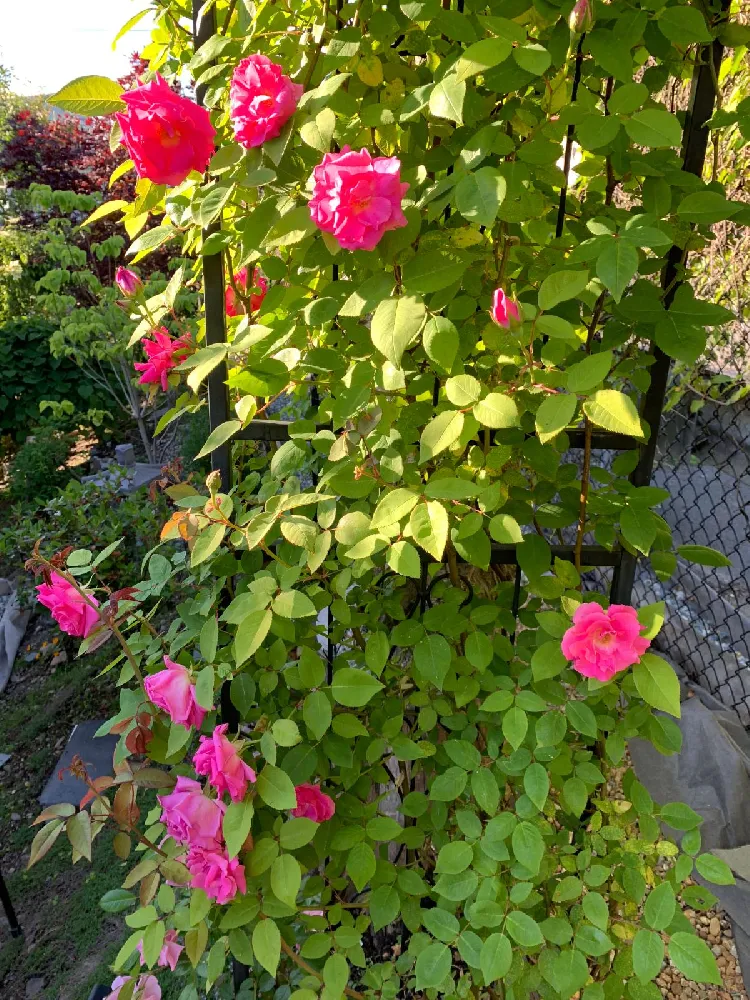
186,844,246,905
225,267,268,317
309,146,409,251
230,54,303,149
138,929,183,972
36,572,99,638
562,603,651,682
134,327,191,392
490,288,521,328
116,267,143,298
193,723,256,802
144,656,208,729
158,776,225,849
106,975,161,1000
116,74,215,187
302,909,325,917
292,783,335,823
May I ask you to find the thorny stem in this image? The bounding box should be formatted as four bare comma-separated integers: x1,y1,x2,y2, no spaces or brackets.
302,0,329,89
280,938,365,999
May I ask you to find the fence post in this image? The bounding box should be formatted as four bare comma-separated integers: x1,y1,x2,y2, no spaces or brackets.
610,2,731,605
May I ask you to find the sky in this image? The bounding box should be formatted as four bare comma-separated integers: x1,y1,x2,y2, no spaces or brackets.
1,0,155,96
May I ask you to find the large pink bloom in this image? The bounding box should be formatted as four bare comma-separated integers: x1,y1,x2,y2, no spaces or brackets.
225,267,268,317
490,287,520,328
138,929,183,972
144,657,208,729
134,327,191,392
230,54,303,149
106,975,161,1000
187,844,246,904
193,724,256,802
158,776,225,849
562,603,651,682
292,783,335,822
309,146,409,251
116,74,215,186
36,572,99,638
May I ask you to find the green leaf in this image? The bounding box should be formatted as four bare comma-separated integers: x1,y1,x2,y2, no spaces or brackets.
191,523,226,568
50,75,125,116
347,842,376,892
582,893,609,931
583,390,645,439
235,609,272,666
660,801,703,831
66,811,92,861
621,506,658,555
371,488,421,528
300,108,336,152
658,5,712,44
502,706,528,750
535,393,577,443
480,933,512,983
371,295,426,367
455,168,506,228
575,923,614,957
473,393,518,429
695,853,735,885
331,668,384,707
511,822,544,875
273,591,317,618
514,42,551,75
389,540,421,578
676,191,741,225
429,75,465,124
256,765,297,810
625,110,682,148
505,910,544,947
127,224,177,260
446,375,482,407
524,763,550,810
633,653,681,718
410,501,449,560
324,954,349,995
538,270,590,310
455,37,513,82
565,701,598,739
402,250,469,294
643,881,676,932
423,908,460,943
552,949,590,999
420,410,465,463
423,317,459,372
436,841,473,874
562,777,588,817
184,344,228,391
653,314,707,365
668,932,721,985
303,690,332,740
596,240,639,303
199,183,233,227
279,817,318,850
194,665,214,710
489,513,524,545
633,929,665,982
252,919,281,976
414,634,452,690
271,853,301,906
415,942,452,988
677,545,731,568
370,886,400,932
223,799,254,859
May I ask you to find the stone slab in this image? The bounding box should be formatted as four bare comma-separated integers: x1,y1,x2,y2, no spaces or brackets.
39,720,118,808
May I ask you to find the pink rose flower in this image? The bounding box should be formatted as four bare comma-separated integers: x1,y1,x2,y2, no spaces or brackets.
134,327,191,392
138,929,183,972
144,657,208,729
309,146,409,251
158,776,225,849
186,844,246,905
106,975,161,1000
490,288,521,328
115,267,143,298
116,74,215,187
229,54,303,149
292,783,335,822
225,267,268,317
193,723,257,802
36,572,100,638
561,603,651,682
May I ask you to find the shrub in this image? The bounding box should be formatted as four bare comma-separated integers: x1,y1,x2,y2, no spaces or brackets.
0,318,101,439
7,429,70,502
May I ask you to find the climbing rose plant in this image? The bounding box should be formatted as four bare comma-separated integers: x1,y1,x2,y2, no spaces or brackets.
28,0,749,998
